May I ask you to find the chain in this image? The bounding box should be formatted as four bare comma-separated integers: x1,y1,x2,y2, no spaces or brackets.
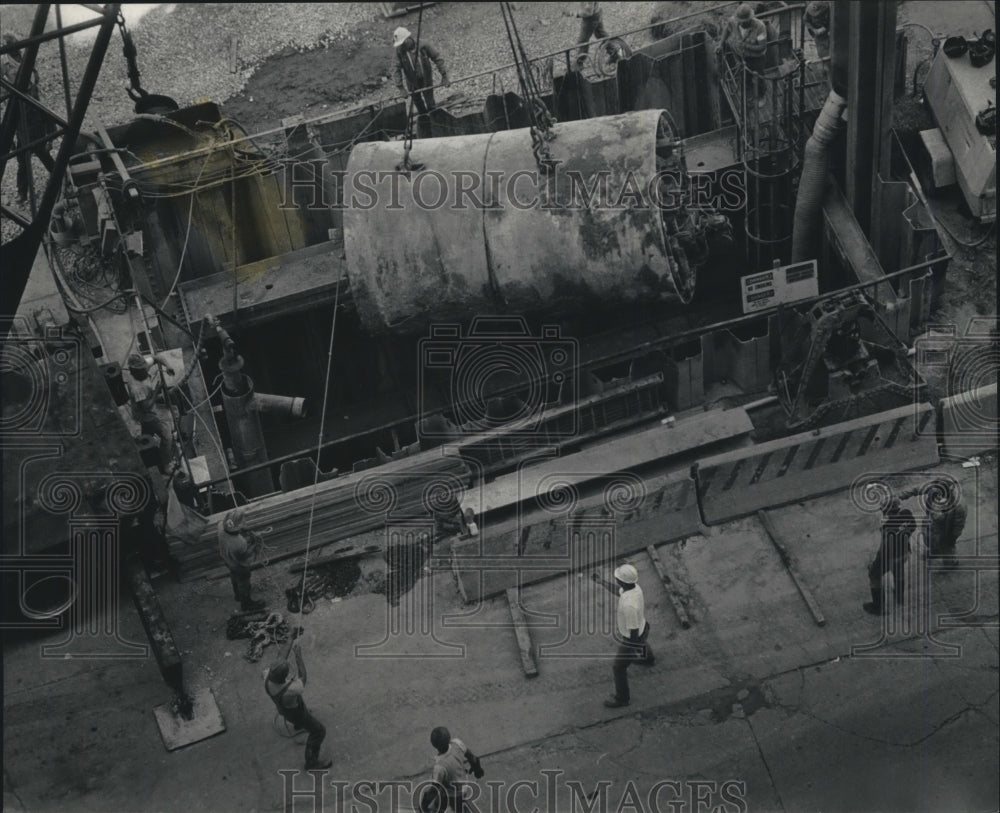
116,11,146,103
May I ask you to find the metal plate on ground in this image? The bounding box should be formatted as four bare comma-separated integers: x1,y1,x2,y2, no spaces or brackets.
153,687,226,751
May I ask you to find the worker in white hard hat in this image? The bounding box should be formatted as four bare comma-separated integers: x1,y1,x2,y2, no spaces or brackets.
218,507,266,611
392,25,450,118
592,562,654,708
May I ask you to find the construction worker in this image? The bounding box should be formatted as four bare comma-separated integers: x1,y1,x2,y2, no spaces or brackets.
804,1,831,63
265,641,332,771
218,507,267,611
420,726,484,813
718,3,769,107
126,353,176,471
564,2,619,70
392,27,449,116
863,494,916,615
2,33,56,205
592,563,654,708
900,479,967,568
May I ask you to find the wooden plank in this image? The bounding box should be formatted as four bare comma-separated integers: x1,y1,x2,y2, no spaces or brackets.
645,544,692,629
756,510,826,627
505,588,538,678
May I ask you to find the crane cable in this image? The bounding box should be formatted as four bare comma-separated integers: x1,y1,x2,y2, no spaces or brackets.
499,1,556,172
399,2,426,173
295,268,346,631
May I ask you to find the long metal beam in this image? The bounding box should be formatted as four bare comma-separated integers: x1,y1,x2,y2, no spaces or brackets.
844,0,897,239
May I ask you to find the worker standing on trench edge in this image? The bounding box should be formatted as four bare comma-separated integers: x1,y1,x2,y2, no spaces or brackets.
218,507,267,611
265,640,332,771
592,563,655,708
863,493,916,615
564,2,620,70
393,26,449,116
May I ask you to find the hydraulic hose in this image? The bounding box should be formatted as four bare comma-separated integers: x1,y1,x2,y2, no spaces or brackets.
791,90,847,262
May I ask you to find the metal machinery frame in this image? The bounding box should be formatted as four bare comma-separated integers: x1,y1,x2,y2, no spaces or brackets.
1,4,123,338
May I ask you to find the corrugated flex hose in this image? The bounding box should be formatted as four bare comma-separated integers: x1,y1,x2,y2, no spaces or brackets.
791,90,847,261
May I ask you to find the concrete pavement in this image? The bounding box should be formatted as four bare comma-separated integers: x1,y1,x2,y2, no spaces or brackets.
2,457,997,812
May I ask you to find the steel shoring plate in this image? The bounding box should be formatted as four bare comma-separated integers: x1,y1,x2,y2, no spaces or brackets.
152,686,226,751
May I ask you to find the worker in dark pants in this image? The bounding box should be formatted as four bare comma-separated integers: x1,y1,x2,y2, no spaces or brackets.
718,3,769,107
126,353,177,472
565,2,619,70
900,479,968,568
863,495,916,615
2,33,56,204
592,564,654,708
393,26,449,118
265,642,332,771
218,507,266,611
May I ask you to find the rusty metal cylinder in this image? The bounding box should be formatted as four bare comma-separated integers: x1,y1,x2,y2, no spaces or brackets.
344,110,689,333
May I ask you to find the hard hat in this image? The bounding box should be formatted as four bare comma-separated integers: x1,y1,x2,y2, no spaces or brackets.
614,564,638,584
224,507,247,533
806,0,826,16
268,661,290,683
393,27,411,47
127,353,147,374
735,3,754,21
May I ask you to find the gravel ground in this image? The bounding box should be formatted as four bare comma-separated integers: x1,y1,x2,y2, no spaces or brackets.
3,1,994,321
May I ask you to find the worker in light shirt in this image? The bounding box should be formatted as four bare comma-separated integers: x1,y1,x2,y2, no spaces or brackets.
592,563,655,708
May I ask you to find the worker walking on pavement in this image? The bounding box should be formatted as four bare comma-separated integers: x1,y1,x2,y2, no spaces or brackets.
265,639,332,771
218,507,267,611
863,494,916,615
899,479,967,568
392,27,450,116
592,563,654,708
718,3,769,107
419,726,484,813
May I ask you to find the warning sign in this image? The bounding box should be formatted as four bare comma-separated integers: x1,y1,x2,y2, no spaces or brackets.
741,260,818,314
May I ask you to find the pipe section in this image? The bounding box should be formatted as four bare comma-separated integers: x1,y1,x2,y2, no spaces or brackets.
344,110,691,333
252,392,307,418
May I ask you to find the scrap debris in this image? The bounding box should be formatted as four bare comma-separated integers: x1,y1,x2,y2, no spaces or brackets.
225,610,302,663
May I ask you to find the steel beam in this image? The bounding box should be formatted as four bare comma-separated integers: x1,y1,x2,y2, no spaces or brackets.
844,0,897,240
